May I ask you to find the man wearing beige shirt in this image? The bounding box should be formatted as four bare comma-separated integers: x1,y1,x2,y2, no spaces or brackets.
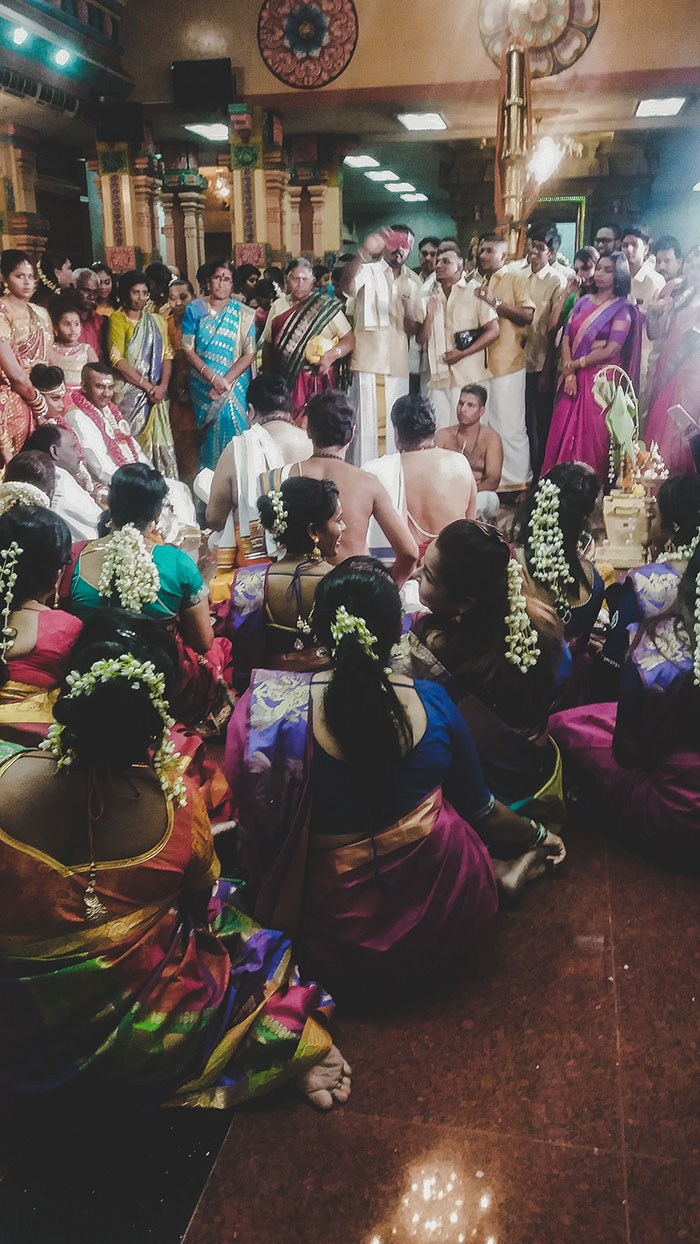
341,227,424,464
622,227,666,403
524,222,567,474
417,241,499,429
475,233,536,489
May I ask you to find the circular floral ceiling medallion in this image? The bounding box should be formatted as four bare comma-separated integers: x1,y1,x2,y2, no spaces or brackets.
258,0,359,90
479,0,599,78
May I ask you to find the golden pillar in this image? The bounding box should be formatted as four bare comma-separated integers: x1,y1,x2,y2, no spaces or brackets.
496,41,530,258
0,123,48,258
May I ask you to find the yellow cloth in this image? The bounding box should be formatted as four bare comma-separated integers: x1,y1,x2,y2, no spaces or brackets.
479,267,536,379
524,263,567,373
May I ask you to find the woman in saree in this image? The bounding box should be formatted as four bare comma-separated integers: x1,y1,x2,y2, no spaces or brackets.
66,463,232,733
551,545,700,867
226,558,566,998
33,248,74,308
108,270,178,480
542,252,642,482
512,463,605,659
399,520,569,831
225,475,344,691
262,258,354,422
91,260,119,317
181,260,257,471
644,245,700,475
0,614,350,1117
0,250,52,461
167,279,199,484
0,505,81,753
600,475,700,691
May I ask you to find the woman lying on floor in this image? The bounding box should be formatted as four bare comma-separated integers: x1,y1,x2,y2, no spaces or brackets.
551,544,700,868
226,557,566,998
396,520,569,832
0,613,351,1116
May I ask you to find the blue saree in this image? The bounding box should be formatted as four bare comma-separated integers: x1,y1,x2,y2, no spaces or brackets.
182,298,257,470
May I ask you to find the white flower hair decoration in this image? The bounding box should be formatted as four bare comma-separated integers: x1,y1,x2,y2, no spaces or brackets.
504,559,541,672
40,654,187,806
694,572,700,688
330,605,379,661
268,490,288,540
665,527,700,563
98,524,160,613
0,482,51,514
0,540,21,661
527,478,575,619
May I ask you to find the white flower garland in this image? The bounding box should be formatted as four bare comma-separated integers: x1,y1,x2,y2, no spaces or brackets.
330,605,378,661
528,479,575,618
97,525,160,613
694,573,700,688
268,490,288,539
504,559,541,672
0,541,20,660
665,528,700,563
40,654,187,806
0,482,51,514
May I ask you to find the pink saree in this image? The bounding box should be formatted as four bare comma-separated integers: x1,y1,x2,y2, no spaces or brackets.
543,296,642,482
644,300,699,475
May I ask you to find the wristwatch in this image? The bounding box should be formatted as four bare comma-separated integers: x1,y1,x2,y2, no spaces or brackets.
493,297,503,309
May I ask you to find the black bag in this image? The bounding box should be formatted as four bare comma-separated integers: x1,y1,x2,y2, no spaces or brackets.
454,326,485,351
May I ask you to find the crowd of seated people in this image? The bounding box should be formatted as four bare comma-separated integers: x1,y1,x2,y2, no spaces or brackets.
0,227,697,1125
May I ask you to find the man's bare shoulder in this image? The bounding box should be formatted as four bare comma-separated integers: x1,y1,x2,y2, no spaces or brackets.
431,446,474,478
480,423,502,449
436,424,458,448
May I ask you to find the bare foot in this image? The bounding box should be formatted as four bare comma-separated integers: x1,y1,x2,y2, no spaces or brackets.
297,1044,352,1111
492,850,548,901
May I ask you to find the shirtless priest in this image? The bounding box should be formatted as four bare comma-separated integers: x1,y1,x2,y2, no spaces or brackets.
205,374,312,599
436,384,503,520
266,389,418,586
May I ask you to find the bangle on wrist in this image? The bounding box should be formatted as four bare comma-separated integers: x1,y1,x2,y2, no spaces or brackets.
527,819,549,849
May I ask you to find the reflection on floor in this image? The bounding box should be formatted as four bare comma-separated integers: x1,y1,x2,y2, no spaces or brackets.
2,815,698,1244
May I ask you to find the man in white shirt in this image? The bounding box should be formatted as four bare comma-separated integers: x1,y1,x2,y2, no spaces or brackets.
340,226,424,464
622,227,666,399
24,423,101,541
523,222,567,474
417,241,499,429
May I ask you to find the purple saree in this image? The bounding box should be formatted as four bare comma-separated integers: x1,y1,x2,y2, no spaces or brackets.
543,295,642,482
225,670,498,995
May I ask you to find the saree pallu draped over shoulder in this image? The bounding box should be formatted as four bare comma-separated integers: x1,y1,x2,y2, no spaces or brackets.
114,310,179,479
226,669,498,996
186,299,256,470
271,293,348,419
0,775,333,1114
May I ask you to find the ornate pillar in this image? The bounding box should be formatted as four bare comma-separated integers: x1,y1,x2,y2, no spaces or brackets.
229,104,286,264
285,186,303,256
133,171,160,262
180,191,206,281
265,169,289,256
160,191,177,267
0,124,48,256
308,184,327,259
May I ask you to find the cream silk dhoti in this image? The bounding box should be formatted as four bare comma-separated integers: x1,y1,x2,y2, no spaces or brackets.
481,369,532,490
348,373,410,466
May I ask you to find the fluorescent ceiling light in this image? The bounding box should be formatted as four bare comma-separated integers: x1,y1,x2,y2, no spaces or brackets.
693,182,700,192
344,155,379,168
402,193,428,201
397,112,447,131
12,26,28,45
185,123,229,141
365,170,399,182
54,47,71,66
386,182,415,192
635,97,685,117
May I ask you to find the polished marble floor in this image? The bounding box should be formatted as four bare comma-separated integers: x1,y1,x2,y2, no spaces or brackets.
2,816,698,1244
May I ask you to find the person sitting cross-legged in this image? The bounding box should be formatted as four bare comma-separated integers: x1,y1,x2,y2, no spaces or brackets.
436,384,503,520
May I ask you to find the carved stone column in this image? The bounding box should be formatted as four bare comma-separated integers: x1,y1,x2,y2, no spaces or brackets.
264,169,288,255
179,190,206,282
160,191,177,267
285,185,303,257
308,184,327,260
133,173,159,262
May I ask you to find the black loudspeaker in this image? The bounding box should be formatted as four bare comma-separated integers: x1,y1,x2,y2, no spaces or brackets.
170,59,235,110
95,102,145,144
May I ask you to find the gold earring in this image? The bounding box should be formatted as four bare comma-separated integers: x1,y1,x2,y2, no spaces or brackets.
310,536,322,563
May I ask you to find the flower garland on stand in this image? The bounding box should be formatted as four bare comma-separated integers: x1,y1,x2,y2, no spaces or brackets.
504,559,540,672
98,525,160,612
527,479,575,619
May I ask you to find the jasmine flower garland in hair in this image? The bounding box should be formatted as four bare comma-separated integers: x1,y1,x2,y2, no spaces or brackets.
97,524,160,613
268,490,288,540
666,527,700,563
41,654,187,806
330,605,379,661
528,479,574,617
0,541,20,660
695,572,700,688
504,559,540,672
